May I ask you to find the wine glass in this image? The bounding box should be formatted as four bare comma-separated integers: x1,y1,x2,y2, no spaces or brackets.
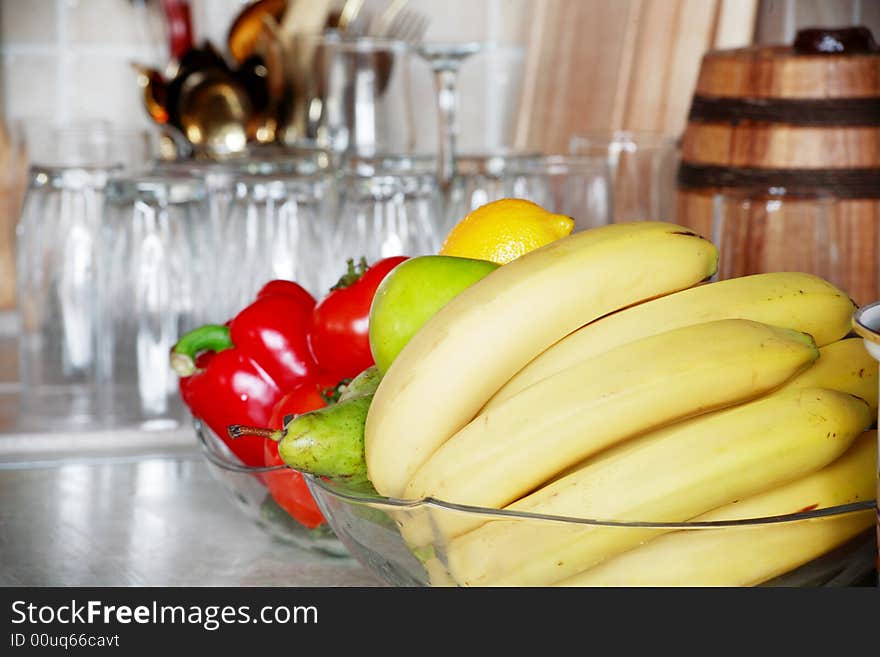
415,42,484,195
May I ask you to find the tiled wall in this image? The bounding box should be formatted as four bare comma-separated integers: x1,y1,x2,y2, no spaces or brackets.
0,0,171,129
0,0,531,152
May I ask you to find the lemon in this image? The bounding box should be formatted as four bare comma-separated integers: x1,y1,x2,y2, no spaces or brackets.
439,199,575,264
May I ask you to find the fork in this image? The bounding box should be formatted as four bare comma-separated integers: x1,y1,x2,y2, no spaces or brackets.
367,0,430,43
383,6,429,44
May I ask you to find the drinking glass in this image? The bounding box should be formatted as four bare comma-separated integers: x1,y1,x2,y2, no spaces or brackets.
416,42,484,193
282,35,417,158
16,165,120,428
569,131,679,222
332,157,442,286
98,174,213,428
447,151,540,226
710,186,855,296
153,145,334,303
12,118,158,172
448,153,612,233
409,44,527,157
219,168,337,314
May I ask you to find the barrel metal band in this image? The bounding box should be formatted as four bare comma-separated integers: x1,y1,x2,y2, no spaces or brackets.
688,96,880,126
677,164,880,199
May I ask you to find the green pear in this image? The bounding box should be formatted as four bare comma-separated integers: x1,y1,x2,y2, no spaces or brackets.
337,365,382,402
278,394,373,485
368,255,500,374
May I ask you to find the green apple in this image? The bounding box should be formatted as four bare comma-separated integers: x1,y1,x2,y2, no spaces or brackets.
369,255,500,374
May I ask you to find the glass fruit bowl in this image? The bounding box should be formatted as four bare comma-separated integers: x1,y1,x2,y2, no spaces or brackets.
298,474,878,587
193,418,350,558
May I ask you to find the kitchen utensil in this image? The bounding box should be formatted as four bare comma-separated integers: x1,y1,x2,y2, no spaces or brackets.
676,25,880,300
159,0,194,60
280,0,334,40
382,5,429,43
131,64,191,159
235,54,276,144
132,63,170,125
337,0,368,35
98,173,213,429
160,41,231,130
227,0,288,64
177,68,253,158
369,0,407,37
569,130,679,223
279,0,335,146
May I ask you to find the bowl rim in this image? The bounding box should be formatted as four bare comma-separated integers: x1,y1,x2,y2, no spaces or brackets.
852,300,880,345
194,418,877,530
302,472,876,530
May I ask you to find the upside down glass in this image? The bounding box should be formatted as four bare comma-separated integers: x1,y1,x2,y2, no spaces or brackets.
12,118,157,172
154,145,335,318
14,121,161,428
16,165,119,427
98,174,213,428
448,153,612,233
331,158,443,287
569,131,678,223
218,168,336,313
710,187,850,294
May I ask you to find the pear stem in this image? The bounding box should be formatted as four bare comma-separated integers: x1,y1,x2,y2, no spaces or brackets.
227,425,281,442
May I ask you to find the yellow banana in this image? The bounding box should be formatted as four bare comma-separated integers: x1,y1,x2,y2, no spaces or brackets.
445,387,872,586
779,337,878,415
404,320,819,531
486,272,855,410
365,222,718,497
560,431,877,587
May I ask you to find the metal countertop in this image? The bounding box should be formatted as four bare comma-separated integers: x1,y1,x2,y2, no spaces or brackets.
0,321,383,587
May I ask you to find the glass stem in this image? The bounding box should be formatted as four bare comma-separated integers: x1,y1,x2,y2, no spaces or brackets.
433,65,460,193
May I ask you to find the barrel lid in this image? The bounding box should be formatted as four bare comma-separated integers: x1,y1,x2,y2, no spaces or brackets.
706,26,878,58
794,26,878,54
696,25,880,98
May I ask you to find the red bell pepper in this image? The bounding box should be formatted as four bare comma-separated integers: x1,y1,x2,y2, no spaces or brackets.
263,376,348,529
170,280,320,467
307,256,408,380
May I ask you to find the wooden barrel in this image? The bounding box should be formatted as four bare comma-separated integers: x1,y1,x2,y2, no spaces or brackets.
676,26,880,304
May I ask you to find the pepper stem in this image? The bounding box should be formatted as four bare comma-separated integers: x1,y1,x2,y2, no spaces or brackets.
330,257,369,291
170,324,234,376
228,424,282,442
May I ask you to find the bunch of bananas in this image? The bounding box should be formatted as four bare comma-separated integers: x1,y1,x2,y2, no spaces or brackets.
363,221,878,587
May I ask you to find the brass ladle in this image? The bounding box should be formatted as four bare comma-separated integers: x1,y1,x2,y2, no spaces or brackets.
176,68,253,158
132,63,170,125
